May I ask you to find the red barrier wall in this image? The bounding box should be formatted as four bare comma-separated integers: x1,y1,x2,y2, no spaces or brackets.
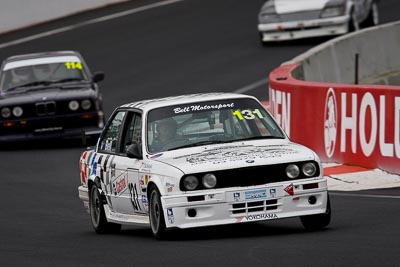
269,64,400,174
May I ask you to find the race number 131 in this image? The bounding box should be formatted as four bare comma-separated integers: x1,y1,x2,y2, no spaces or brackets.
233,109,263,120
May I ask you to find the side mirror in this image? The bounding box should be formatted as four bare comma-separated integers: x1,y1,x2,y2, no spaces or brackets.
126,142,142,159
92,72,105,83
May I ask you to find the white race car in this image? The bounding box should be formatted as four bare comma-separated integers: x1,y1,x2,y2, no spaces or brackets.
78,93,331,239
258,0,379,43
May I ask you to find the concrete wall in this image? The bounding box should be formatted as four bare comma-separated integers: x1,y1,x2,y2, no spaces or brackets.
0,0,128,34
287,21,400,85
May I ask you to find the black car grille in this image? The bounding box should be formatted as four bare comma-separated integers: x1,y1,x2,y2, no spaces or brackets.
36,102,56,116
179,161,320,191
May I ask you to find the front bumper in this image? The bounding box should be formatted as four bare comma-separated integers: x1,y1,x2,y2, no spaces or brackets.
162,178,328,229
0,111,103,143
258,15,350,41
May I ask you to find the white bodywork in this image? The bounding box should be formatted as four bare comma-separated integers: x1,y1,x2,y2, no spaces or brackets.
258,0,378,42
78,93,329,230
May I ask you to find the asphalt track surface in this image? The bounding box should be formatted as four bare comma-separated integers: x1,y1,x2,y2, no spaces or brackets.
0,1,400,266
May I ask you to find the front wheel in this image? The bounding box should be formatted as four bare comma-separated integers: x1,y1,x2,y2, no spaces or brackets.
89,184,121,234
300,196,331,231
149,186,166,239
362,1,379,28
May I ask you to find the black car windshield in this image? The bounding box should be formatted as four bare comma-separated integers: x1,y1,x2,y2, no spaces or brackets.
146,98,286,153
0,60,89,92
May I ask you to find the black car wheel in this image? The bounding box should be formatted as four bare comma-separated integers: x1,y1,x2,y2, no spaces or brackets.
149,186,166,239
89,184,121,234
300,195,331,231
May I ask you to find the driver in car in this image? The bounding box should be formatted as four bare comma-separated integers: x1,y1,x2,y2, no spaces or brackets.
151,118,178,152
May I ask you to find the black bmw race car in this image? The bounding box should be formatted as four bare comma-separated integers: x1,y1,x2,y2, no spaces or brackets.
0,51,105,145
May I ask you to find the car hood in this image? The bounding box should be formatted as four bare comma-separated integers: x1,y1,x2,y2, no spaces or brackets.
0,85,95,105
150,140,317,174
274,0,329,14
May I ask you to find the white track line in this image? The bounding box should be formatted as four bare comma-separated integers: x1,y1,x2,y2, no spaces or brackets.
0,0,184,49
233,78,269,94
331,192,400,199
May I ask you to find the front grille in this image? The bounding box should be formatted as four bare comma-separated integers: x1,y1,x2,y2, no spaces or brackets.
231,199,279,214
36,102,56,116
280,10,321,22
179,161,320,191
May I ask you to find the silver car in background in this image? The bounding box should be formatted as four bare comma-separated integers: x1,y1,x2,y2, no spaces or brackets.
258,0,379,43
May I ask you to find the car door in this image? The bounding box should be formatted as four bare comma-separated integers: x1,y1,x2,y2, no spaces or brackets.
112,111,147,215
97,110,127,213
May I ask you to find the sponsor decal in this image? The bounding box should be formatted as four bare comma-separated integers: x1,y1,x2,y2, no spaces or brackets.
233,192,241,201
128,182,141,211
166,182,174,193
324,88,337,158
284,183,294,196
140,162,153,171
236,213,278,222
167,208,174,224
115,176,127,194
269,189,276,198
245,189,267,200
245,213,278,221
142,195,148,211
173,103,235,114
175,146,298,165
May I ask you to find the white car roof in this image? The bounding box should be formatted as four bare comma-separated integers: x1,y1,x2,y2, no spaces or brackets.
120,92,257,112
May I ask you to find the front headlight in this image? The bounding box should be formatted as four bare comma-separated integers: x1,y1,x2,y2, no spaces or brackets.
258,3,279,23
320,6,345,18
68,100,79,111
12,106,23,117
81,99,92,110
1,107,11,118
302,162,317,177
286,164,300,179
202,173,217,189
183,175,199,190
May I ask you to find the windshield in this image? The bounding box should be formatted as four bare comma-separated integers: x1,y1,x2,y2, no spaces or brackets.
146,98,286,153
0,59,88,92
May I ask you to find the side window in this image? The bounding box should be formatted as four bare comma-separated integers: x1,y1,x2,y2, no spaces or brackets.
121,112,142,154
98,111,126,153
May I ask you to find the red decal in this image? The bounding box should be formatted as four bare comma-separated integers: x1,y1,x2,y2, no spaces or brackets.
284,183,294,196
116,177,127,193
236,217,244,223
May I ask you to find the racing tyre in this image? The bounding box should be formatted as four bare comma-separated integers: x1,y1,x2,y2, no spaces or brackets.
89,184,121,234
149,186,167,239
300,196,331,231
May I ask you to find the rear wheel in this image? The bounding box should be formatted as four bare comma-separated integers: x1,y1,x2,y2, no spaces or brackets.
300,195,331,231
89,184,121,234
149,186,167,239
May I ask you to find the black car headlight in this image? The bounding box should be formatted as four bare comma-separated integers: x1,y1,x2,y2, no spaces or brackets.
183,175,199,191
81,99,92,110
12,106,23,117
202,173,217,189
1,107,11,118
68,100,79,111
